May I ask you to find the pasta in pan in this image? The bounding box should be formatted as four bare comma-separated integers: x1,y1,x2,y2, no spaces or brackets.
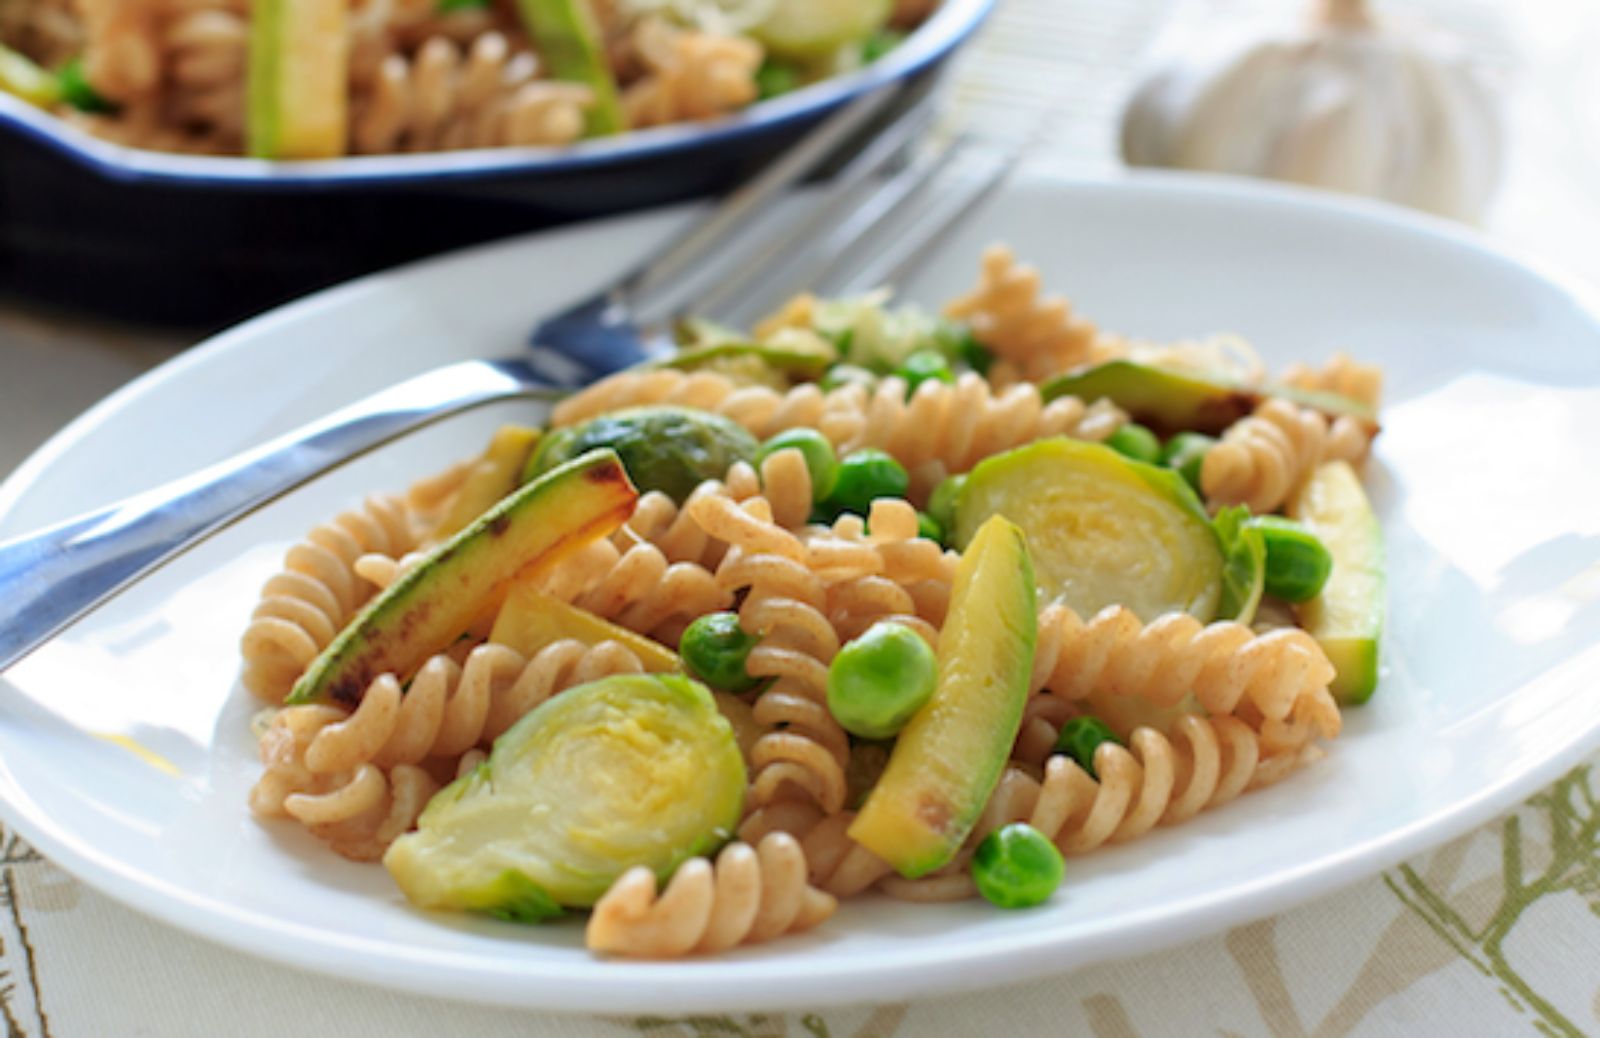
238,245,1385,959
0,0,942,158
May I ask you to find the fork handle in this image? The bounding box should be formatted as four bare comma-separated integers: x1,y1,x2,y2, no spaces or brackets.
0,357,558,675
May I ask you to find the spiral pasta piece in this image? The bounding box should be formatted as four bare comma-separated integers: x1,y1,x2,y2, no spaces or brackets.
250,640,646,859
351,31,593,154
794,811,895,898
1280,351,1384,409
239,495,420,704
161,0,247,145
831,373,1127,499
1201,398,1372,513
1031,603,1341,744
77,0,162,103
621,17,762,129
976,711,1279,856
943,245,1124,382
587,833,836,957
621,481,754,568
717,548,849,817
551,369,834,439
0,0,83,68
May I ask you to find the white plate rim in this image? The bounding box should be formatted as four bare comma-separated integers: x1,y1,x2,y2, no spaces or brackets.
1,170,1599,1013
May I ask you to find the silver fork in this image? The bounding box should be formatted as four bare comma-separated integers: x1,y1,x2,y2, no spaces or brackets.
0,86,1019,675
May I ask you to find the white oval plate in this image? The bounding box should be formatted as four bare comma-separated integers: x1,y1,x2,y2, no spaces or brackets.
2,173,1599,1014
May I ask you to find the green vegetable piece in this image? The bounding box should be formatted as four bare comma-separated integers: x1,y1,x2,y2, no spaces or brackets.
478,868,563,924
948,325,994,376
662,327,838,383
756,429,838,502
1054,716,1123,780
917,511,943,544
827,622,938,739
813,294,950,373
1105,423,1162,465
850,516,1037,878
1161,431,1215,494
432,424,542,540
437,0,490,11
512,0,623,136
1247,515,1333,603
1213,505,1266,624
756,60,802,99
972,823,1065,909
1,45,62,107
824,448,909,518
861,27,907,63
384,673,746,914
289,449,638,707
751,0,892,61
819,363,877,392
896,349,955,395
248,0,349,158
1042,360,1257,436
1289,461,1385,704
926,474,967,539
680,612,760,693
953,437,1226,622
528,405,759,504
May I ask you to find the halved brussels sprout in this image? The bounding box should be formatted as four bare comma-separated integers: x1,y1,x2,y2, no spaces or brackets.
953,438,1225,622
529,405,759,503
384,674,745,916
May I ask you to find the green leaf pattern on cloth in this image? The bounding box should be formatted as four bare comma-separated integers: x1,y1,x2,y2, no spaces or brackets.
7,767,1600,1035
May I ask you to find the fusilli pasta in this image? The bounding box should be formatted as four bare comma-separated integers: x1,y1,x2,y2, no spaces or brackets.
587,832,836,957
239,495,420,704
1280,351,1384,409
944,245,1124,383
1030,602,1342,750
1202,398,1372,513
620,16,760,128
350,31,593,154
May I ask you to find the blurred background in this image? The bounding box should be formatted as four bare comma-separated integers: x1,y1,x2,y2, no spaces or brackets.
1,0,1595,476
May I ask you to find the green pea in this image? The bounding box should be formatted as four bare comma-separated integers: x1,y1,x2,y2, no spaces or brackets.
916,511,943,543
926,473,967,537
1105,423,1161,465
1055,716,1123,780
1161,431,1216,494
757,428,839,502
679,612,760,693
819,363,877,392
896,349,955,396
56,58,113,113
1246,515,1334,602
826,622,938,739
825,449,910,517
972,823,1065,909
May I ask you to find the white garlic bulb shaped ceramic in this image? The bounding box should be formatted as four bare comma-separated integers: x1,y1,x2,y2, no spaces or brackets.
1121,0,1504,221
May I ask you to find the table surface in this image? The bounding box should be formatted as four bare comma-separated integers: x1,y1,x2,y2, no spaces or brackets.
4,1,1600,1035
